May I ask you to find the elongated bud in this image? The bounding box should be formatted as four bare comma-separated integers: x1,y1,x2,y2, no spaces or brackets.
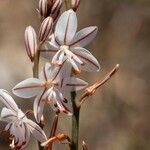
24,26,37,62
71,0,80,11
39,0,48,18
51,0,62,15
39,16,53,42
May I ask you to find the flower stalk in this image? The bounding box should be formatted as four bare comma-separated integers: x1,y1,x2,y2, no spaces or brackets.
70,91,80,150
64,0,70,10
33,43,43,150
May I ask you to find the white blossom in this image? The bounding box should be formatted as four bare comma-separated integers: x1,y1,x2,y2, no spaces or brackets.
41,9,100,73
13,62,87,122
0,89,47,150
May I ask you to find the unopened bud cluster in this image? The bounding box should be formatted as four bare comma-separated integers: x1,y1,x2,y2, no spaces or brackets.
39,0,62,21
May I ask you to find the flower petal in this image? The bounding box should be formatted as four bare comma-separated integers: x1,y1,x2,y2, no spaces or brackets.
0,89,19,112
70,26,98,47
13,78,45,98
40,34,59,59
71,47,100,72
39,63,52,82
55,9,77,44
1,107,16,122
26,119,47,142
55,59,72,82
62,77,88,91
33,89,46,123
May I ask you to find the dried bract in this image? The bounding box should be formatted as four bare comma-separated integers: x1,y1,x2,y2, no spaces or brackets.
39,16,53,42
79,64,120,107
24,26,37,62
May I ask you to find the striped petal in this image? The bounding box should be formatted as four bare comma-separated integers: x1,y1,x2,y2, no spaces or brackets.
39,63,52,82
0,89,19,112
13,78,45,98
33,89,46,123
40,34,59,59
70,26,98,47
71,47,100,72
26,119,47,142
1,107,16,122
62,77,88,91
55,9,77,44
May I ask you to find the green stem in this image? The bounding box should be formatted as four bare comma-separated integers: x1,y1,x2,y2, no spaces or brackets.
33,50,40,78
64,0,71,10
32,45,44,150
70,91,80,150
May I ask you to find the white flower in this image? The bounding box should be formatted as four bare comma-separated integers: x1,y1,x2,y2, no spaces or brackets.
0,89,47,150
13,63,87,122
41,9,100,73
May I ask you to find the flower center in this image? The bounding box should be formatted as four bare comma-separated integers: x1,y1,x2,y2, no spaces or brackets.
60,45,69,51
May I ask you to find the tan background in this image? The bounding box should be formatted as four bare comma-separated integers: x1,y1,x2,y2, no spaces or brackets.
0,0,150,149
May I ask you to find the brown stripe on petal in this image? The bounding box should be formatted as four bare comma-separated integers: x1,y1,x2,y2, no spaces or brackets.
51,59,67,82
69,27,97,47
14,84,45,91
27,122,45,137
43,65,48,81
40,49,57,53
66,83,87,86
36,89,47,121
64,13,71,44
2,114,16,119
74,52,99,69
0,95,17,113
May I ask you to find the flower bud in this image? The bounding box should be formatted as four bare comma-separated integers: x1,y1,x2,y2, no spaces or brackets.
24,26,37,62
50,0,62,22
71,0,80,11
39,16,53,42
51,0,62,15
39,0,48,18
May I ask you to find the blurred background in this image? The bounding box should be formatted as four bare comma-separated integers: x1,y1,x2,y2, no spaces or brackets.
0,0,150,149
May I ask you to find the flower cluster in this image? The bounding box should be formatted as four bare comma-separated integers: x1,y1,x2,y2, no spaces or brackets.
0,0,100,149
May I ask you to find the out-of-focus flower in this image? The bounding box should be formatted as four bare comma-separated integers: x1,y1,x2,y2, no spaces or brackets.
41,9,100,73
24,26,37,62
13,63,87,122
0,89,47,150
71,0,81,11
39,16,53,43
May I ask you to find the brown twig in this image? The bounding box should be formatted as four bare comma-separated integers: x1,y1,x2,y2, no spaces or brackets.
41,133,71,148
78,64,120,107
